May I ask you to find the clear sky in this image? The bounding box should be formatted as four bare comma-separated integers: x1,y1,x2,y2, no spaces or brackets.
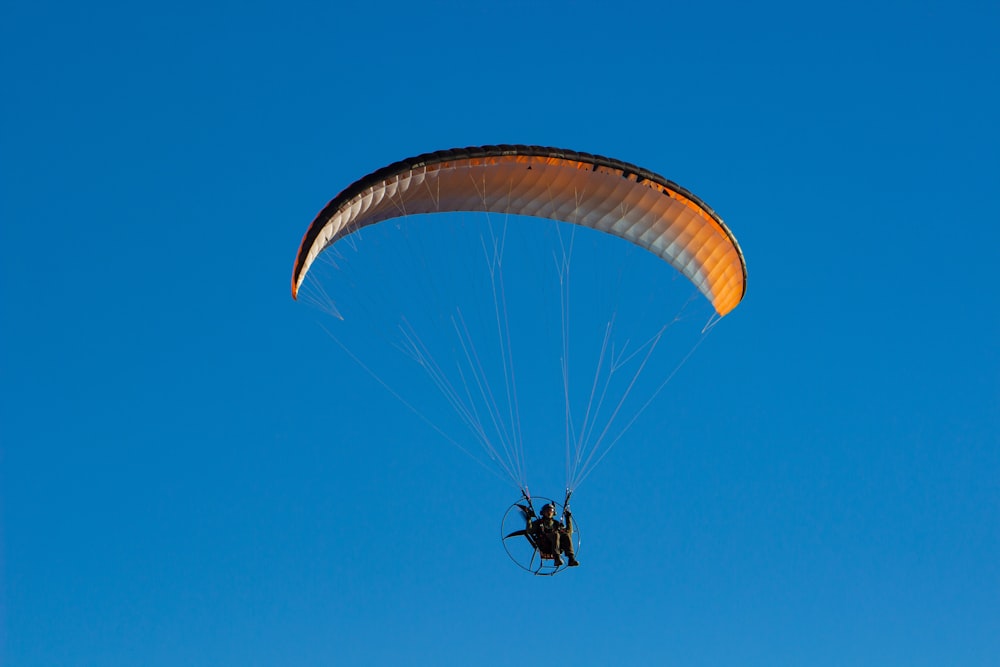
2,1,998,666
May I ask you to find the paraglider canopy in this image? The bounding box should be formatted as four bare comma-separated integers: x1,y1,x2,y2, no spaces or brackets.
292,145,746,316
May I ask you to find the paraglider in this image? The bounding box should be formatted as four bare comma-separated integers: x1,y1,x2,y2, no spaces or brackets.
292,145,746,574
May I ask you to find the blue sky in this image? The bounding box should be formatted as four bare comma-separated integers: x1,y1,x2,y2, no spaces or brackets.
2,1,998,665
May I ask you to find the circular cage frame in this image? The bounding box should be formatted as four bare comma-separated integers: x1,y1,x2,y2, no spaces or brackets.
501,497,581,576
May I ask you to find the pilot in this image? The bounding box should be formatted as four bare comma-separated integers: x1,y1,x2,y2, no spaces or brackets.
527,503,579,567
